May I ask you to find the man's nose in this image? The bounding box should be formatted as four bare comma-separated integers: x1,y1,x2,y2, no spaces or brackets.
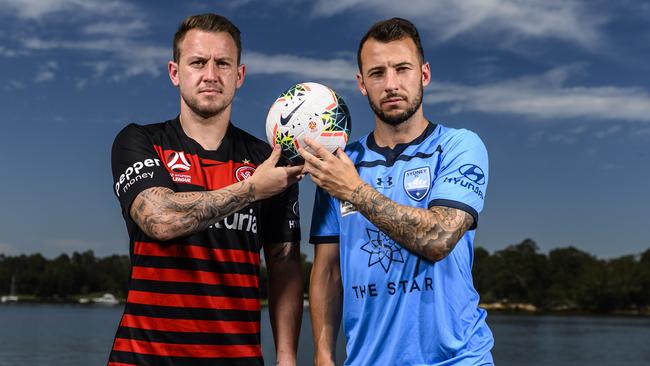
384,69,399,92
204,61,218,82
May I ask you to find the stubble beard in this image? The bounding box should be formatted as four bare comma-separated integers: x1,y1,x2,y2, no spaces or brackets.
181,90,232,119
368,83,423,126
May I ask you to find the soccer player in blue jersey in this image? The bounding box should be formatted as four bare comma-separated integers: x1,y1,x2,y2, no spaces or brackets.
301,18,494,365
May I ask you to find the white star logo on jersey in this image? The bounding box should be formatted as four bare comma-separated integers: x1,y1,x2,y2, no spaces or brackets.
361,228,404,273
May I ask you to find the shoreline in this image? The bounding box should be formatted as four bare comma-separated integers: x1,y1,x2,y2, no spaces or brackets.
2,297,650,317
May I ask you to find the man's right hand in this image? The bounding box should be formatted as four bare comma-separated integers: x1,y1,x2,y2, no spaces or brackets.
248,145,304,201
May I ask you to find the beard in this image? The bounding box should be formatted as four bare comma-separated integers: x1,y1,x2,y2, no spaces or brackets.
368,84,423,126
181,88,232,119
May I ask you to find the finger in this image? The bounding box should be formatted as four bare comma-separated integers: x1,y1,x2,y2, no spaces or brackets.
266,144,282,166
297,146,322,166
335,148,353,164
284,165,304,177
304,137,334,161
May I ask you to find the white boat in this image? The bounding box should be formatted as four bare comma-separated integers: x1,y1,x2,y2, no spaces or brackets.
1,295,18,303
91,293,119,305
1,276,19,303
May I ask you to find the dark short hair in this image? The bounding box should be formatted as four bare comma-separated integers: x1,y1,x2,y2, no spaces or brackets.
173,13,242,64
357,17,424,72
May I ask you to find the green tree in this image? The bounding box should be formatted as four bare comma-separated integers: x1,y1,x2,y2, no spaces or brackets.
490,239,549,307
546,246,597,309
472,246,496,302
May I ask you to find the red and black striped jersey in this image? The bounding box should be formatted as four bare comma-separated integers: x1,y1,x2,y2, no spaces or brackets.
109,117,300,366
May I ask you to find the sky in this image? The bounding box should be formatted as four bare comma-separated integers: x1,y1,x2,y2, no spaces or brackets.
0,0,648,260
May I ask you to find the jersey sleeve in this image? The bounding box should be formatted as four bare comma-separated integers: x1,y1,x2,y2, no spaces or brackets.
428,130,488,230
259,182,301,244
309,186,340,244
111,124,175,216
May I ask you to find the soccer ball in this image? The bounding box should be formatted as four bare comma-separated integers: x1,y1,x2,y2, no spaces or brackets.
266,82,351,163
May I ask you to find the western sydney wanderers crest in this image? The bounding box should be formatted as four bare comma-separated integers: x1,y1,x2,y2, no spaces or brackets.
403,166,431,201
235,166,255,182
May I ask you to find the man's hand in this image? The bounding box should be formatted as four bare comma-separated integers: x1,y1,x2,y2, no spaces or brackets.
298,138,363,202
249,145,304,201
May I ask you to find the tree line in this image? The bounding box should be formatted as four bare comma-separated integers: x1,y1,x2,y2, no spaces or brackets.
472,239,650,313
0,251,130,299
1,239,649,313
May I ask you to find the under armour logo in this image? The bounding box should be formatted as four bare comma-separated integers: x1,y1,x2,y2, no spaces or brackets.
376,176,393,187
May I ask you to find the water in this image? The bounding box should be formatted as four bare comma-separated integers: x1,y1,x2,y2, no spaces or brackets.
1,304,649,365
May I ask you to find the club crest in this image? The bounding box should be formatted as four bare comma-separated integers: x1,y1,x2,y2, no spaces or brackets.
235,166,256,182
403,166,431,201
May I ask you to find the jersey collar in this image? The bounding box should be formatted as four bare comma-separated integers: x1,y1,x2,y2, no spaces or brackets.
171,115,234,154
366,121,437,162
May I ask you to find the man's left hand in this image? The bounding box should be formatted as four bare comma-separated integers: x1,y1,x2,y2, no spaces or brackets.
298,137,363,202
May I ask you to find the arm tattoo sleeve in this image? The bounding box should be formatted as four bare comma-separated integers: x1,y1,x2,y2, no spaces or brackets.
130,181,256,241
349,182,473,261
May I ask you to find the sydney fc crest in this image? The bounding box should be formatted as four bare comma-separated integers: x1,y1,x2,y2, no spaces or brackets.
403,166,431,201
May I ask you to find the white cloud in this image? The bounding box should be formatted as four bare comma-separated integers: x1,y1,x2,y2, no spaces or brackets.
83,61,112,78
244,51,357,84
635,127,650,137
82,19,148,37
2,0,138,20
312,0,606,50
33,60,58,82
3,80,25,91
3,0,157,80
75,79,87,89
425,65,650,122
22,37,169,79
600,163,623,170
595,125,623,138
0,45,25,57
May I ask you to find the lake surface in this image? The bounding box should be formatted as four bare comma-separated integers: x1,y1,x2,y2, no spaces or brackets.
0,303,649,365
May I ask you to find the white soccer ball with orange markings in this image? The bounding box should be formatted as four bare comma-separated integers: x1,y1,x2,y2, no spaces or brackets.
265,82,351,163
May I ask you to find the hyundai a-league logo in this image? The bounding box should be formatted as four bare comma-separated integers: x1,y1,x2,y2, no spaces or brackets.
361,228,404,273
458,164,485,185
166,151,191,172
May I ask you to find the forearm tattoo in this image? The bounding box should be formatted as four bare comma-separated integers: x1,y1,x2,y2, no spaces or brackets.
349,183,473,261
130,182,256,240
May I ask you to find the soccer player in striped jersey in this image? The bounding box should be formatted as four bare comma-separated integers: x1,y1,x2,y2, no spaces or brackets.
303,18,495,365
110,13,304,366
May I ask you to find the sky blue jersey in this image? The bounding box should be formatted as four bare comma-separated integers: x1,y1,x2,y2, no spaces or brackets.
310,122,494,366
